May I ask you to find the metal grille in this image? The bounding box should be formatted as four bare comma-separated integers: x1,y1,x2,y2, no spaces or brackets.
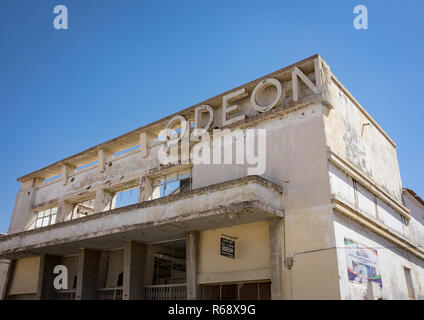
203,285,221,299
258,282,271,300
221,284,238,300
56,289,76,300
144,284,187,300
96,287,123,300
203,281,271,300
239,283,259,300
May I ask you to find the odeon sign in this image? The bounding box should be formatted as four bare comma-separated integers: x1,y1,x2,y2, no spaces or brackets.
157,63,322,173
163,65,321,138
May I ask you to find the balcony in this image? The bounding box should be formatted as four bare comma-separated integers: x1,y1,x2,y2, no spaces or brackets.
0,175,284,258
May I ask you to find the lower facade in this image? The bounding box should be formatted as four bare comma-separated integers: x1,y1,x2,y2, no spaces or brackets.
2,215,424,300
1,221,280,300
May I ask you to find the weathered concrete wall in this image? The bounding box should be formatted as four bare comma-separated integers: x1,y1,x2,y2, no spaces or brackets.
334,212,424,300
8,146,163,234
403,191,424,248
8,186,38,234
329,163,409,239
198,221,270,284
323,73,403,202
0,178,283,255
192,96,341,299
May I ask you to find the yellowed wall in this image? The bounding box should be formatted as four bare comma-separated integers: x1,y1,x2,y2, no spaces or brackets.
9,257,40,295
198,221,270,284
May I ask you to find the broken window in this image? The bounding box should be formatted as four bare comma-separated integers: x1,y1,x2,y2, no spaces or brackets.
72,199,95,219
152,170,192,199
115,186,139,208
113,144,140,157
33,207,58,229
43,174,62,183
76,160,98,171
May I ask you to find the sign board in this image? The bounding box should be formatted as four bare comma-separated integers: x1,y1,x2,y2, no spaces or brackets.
220,237,235,259
344,238,382,287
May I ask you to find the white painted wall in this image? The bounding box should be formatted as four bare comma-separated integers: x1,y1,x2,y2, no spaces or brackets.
403,191,424,248
334,212,424,300
329,163,409,239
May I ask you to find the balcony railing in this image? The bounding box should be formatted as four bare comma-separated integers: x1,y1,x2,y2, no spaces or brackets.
56,289,76,300
144,284,187,300
96,287,123,300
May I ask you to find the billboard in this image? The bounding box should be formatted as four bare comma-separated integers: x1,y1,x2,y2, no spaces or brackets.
344,238,382,287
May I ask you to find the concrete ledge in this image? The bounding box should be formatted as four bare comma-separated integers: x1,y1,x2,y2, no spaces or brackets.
332,196,424,260
0,176,284,259
328,147,409,219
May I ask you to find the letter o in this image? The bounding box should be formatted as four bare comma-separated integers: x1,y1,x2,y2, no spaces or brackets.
165,115,188,142
250,78,283,112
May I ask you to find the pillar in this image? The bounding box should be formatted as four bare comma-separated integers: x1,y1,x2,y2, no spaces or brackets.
98,148,113,173
76,248,100,300
186,231,199,300
94,187,115,213
36,254,62,300
61,163,76,186
138,176,153,203
57,199,74,222
123,241,148,300
140,131,155,158
8,177,43,234
269,218,284,300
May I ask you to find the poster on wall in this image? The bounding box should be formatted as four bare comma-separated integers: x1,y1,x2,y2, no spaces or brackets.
344,238,382,287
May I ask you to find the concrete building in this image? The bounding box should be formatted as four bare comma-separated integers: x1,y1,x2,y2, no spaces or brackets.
0,54,423,300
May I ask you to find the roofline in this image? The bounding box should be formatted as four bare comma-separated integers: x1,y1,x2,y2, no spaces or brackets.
403,188,424,208
17,53,398,183
17,54,320,182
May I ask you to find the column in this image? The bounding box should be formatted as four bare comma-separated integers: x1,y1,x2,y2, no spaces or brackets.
94,187,115,213
61,163,76,186
138,176,153,203
98,148,113,173
140,131,155,158
123,241,148,300
76,248,100,300
57,199,74,222
269,218,284,300
186,231,199,300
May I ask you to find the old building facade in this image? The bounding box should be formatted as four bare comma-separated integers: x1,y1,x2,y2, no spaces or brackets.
0,55,423,300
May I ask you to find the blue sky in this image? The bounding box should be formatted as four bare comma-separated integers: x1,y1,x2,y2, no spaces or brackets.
0,0,423,233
